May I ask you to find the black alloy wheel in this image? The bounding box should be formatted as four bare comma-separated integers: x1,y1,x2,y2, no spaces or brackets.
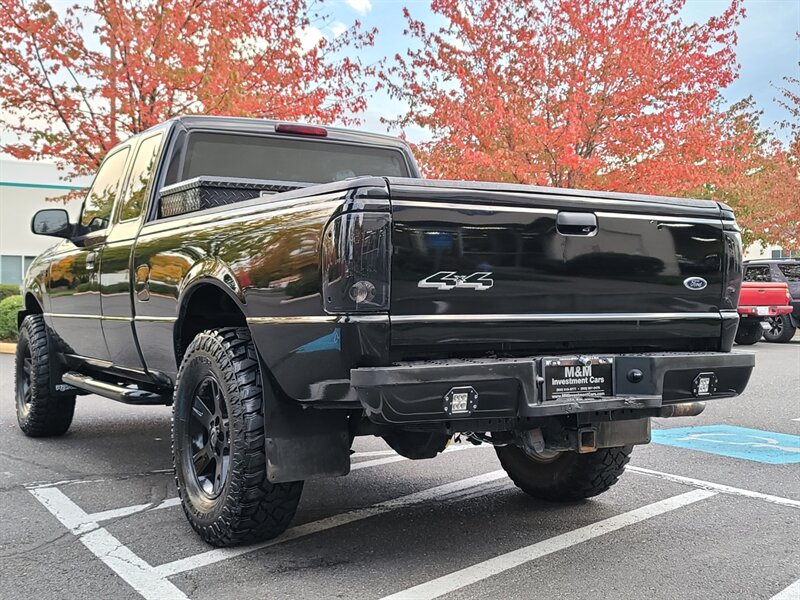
173,327,303,547
15,314,75,437
763,314,796,343
188,375,230,497
768,316,784,337
16,344,33,421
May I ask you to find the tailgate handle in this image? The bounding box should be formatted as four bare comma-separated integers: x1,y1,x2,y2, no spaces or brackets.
557,212,597,236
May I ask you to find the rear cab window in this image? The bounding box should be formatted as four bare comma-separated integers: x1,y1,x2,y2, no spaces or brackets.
175,132,410,185
744,265,772,282
778,263,800,282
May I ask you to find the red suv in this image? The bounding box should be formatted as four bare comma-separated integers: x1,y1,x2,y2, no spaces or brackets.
743,259,800,342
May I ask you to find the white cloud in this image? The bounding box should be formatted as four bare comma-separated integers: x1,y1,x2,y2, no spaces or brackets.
346,0,372,16
329,21,348,38
295,26,325,54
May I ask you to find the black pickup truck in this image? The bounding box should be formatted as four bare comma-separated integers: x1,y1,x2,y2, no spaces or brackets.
16,116,754,547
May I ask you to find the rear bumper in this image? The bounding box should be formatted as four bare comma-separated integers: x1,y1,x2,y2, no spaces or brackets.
351,351,754,426
738,306,793,318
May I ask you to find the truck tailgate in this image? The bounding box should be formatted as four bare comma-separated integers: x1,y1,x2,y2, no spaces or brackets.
387,178,730,355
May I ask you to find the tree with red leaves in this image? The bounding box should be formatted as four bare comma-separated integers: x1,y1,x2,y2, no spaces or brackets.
1,0,376,178
381,0,796,245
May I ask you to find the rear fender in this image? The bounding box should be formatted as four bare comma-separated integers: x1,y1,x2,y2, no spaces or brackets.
177,258,244,305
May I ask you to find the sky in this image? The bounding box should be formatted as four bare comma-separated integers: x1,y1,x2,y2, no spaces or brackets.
2,0,798,156
325,0,800,142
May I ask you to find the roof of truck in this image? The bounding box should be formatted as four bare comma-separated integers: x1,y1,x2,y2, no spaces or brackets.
745,258,800,263
163,115,412,151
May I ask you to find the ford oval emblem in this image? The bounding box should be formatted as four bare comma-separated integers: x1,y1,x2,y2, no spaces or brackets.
683,277,708,291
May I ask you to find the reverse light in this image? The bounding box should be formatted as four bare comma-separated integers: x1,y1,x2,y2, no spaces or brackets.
349,280,376,304
322,212,390,312
275,123,328,137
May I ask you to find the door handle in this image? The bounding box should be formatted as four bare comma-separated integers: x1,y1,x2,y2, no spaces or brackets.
557,212,598,236
135,264,151,301
86,251,98,271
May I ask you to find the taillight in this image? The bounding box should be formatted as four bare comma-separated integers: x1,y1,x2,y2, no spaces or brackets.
720,206,743,310
275,123,328,137
322,212,390,312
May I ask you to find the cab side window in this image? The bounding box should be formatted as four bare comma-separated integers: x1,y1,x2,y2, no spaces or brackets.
119,133,164,222
80,148,130,232
744,265,772,282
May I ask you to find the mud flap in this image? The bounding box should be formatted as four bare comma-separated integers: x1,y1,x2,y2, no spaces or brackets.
264,395,351,483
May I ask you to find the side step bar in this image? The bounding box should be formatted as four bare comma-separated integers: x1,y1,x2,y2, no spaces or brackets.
62,372,170,405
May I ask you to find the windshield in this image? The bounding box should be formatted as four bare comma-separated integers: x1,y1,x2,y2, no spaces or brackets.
178,132,410,184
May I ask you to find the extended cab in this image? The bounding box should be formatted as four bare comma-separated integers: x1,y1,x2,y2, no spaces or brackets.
16,117,754,547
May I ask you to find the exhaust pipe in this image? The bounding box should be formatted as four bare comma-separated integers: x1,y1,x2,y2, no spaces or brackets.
658,401,706,418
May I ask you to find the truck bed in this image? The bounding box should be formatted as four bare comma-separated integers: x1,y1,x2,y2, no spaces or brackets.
385,177,739,358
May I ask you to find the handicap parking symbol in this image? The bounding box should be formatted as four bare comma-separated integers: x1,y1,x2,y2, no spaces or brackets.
651,425,800,464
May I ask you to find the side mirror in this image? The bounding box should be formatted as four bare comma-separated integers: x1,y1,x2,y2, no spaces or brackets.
31,209,73,239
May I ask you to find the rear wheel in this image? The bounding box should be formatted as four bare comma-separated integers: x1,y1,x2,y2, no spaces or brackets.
495,444,632,501
735,319,763,345
173,327,303,547
763,314,796,343
15,315,75,437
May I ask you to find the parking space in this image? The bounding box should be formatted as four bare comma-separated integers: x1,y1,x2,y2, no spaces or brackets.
1,339,798,600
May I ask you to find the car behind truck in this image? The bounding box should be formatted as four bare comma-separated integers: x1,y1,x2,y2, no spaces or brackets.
16,116,754,547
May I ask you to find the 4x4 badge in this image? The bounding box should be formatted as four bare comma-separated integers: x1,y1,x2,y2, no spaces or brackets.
418,271,494,291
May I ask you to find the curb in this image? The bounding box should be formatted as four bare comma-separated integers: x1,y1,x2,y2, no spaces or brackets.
0,342,17,354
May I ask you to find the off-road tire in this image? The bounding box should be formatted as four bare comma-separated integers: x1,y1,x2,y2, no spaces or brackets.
735,319,763,345
763,314,796,343
15,315,75,437
173,327,303,547
495,444,633,501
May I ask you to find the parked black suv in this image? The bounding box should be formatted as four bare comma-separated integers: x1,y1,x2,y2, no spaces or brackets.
743,259,800,342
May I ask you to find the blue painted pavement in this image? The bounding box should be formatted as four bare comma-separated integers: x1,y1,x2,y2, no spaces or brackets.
651,425,800,464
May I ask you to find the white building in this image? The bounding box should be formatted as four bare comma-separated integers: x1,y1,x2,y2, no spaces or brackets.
0,159,90,286
0,157,794,285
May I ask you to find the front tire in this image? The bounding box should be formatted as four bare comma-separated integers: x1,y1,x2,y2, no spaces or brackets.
763,314,796,343
173,327,303,547
735,319,763,345
495,444,632,501
15,315,75,437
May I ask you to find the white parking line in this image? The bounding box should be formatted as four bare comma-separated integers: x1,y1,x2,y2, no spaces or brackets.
351,455,408,470
627,466,800,509
29,470,509,598
352,444,489,460
155,470,509,577
379,489,717,600
350,443,484,471
29,486,189,600
352,450,398,457
770,577,800,600
77,444,488,525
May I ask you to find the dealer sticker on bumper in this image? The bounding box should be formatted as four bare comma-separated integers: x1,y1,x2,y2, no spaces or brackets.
543,357,614,399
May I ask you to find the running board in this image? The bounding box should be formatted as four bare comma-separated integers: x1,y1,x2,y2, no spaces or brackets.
62,372,169,405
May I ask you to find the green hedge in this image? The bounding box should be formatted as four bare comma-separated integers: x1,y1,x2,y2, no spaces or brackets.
0,295,23,342
0,284,21,301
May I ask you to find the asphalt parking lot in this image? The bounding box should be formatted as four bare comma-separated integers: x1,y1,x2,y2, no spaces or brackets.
1,340,798,600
